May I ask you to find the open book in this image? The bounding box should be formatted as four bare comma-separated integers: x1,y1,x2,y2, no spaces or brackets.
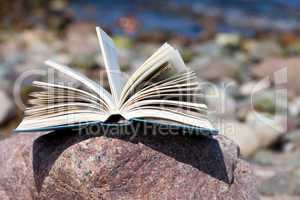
15,27,217,135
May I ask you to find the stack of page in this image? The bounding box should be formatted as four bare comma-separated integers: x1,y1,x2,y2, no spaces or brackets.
15,27,218,136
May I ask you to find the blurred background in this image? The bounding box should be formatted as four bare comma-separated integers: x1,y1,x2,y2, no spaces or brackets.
1,0,300,199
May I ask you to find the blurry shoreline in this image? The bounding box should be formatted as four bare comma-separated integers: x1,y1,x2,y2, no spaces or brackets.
2,0,300,38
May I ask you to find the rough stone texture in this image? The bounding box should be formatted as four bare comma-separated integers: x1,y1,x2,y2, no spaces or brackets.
0,131,258,200
0,133,40,200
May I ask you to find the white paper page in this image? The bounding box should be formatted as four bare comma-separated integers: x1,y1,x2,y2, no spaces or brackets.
96,27,125,105
119,44,187,105
45,60,115,109
123,109,214,129
16,112,109,130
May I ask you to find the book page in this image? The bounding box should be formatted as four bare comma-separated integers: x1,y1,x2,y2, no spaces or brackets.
45,60,115,109
15,79,111,131
16,97,110,131
16,112,109,131
122,109,214,129
119,43,187,105
96,27,126,105
119,64,214,130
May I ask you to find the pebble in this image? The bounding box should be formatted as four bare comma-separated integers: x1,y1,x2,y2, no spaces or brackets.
189,56,240,81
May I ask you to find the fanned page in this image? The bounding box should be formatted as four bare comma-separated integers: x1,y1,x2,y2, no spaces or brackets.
45,60,114,108
15,26,216,133
96,27,126,106
117,42,215,130
15,61,113,131
120,65,215,130
119,43,186,105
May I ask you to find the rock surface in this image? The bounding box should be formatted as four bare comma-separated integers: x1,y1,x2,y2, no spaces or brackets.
0,131,258,200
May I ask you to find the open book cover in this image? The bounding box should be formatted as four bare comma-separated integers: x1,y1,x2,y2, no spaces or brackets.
15,27,218,136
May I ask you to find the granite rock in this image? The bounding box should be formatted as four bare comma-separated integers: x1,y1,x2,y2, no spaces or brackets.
0,131,258,200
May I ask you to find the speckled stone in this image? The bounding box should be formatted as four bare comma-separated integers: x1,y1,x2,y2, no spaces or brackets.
0,131,258,200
